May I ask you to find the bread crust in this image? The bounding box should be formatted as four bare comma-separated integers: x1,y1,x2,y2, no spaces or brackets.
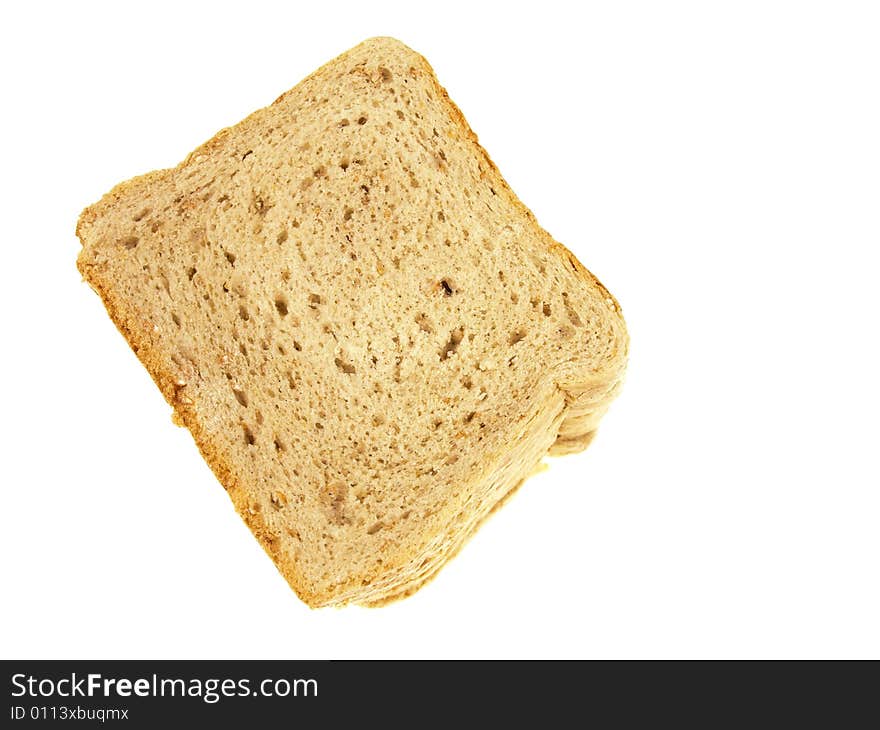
77,37,627,607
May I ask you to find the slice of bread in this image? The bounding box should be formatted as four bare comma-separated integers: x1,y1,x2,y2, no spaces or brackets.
76,37,628,607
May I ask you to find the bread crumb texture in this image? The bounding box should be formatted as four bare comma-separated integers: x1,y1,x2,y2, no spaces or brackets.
76,37,628,606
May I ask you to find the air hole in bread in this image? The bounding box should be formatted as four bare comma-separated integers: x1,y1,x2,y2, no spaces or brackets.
508,328,526,346
562,292,583,327
121,236,139,249
439,327,464,361
274,295,289,317
238,305,250,321
308,293,323,309
276,229,288,244
171,313,181,327
254,194,275,210
243,425,255,446
367,521,384,535
233,388,248,407
440,279,454,295
334,357,356,375
224,250,236,265
357,116,368,125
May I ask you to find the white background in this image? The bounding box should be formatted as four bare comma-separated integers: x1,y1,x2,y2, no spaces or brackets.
1,1,878,659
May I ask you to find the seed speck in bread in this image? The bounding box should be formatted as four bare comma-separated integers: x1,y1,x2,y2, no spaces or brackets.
76,37,628,606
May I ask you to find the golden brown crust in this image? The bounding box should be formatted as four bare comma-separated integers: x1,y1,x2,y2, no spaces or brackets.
362,464,541,607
